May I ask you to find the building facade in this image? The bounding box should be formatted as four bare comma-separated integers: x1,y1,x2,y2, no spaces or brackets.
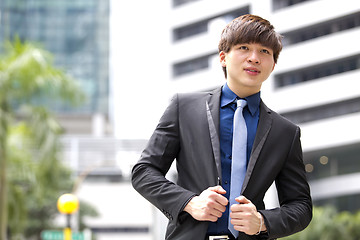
0,0,110,134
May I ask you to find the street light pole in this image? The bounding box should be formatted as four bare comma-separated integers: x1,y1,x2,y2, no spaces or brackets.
57,193,79,240
64,214,72,240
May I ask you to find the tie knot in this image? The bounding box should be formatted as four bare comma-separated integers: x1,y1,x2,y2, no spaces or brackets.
236,99,247,109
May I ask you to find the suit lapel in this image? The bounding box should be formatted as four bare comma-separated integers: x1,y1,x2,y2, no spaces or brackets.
205,90,273,191
241,101,272,192
206,87,222,181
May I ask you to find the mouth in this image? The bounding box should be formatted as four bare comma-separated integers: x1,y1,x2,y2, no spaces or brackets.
244,67,260,73
244,67,260,75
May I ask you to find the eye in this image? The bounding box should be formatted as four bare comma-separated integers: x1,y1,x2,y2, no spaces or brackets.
239,45,249,50
261,49,271,54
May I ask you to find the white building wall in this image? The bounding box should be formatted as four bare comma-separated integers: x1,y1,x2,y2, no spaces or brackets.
75,0,360,239
110,0,173,140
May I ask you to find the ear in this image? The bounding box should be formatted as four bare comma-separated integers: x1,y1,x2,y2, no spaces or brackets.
271,63,276,72
219,51,226,67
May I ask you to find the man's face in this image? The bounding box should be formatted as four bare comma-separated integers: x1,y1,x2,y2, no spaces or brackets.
220,43,275,97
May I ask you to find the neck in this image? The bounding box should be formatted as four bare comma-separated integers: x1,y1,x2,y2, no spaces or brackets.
227,81,261,98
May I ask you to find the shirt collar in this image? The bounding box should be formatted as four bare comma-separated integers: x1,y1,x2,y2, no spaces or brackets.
221,83,261,116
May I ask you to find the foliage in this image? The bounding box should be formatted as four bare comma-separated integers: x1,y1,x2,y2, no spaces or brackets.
0,37,85,106
0,37,96,240
280,206,360,240
78,201,100,231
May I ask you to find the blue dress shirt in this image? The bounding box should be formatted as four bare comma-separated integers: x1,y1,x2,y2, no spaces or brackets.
207,83,260,235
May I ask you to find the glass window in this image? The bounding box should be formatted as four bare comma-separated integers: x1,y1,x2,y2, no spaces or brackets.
304,143,360,181
280,97,360,124
273,0,313,11
173,54,215,77
173,21,208,41
314,193,360,212
275,55,360,88
173,0,201,8
172,7,249,42
282,12,360,46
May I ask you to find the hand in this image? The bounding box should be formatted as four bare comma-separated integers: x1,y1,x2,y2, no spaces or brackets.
229,195,267,235
184,186,228,222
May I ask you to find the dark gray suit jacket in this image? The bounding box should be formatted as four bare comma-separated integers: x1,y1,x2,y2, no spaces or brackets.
132,86,312,240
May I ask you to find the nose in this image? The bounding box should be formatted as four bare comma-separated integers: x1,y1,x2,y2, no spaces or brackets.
247,51,260,64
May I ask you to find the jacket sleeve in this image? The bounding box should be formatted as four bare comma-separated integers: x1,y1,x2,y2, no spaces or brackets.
131,94,196,222
259,127,312,239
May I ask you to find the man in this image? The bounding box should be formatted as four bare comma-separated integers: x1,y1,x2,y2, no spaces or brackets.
132,14,312,240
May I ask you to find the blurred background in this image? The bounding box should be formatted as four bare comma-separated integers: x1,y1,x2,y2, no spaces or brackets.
0,0,359,239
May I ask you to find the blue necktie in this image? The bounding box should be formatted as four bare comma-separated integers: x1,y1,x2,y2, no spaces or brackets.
228,99,247,238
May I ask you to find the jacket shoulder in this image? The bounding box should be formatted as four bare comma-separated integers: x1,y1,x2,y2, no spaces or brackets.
175,86,222,103
262,101,299,130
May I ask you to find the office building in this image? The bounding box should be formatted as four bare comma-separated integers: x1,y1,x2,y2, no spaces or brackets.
0,0,110,134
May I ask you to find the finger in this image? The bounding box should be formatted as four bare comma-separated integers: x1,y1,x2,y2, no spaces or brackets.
230,217,245,226
210,207,224,219
213,201,227,213
234,223,252,234
208,210,226,222
204,205,225,222
231,202,255,215
235,195,251,204
230,202,255,215
208,215,218,222
230,203,241,213
230,198,247,212
215,194,229,207
230,215,253,231
229,206,251,218
208,186,228,207
209,185,226,195
206,195,227,213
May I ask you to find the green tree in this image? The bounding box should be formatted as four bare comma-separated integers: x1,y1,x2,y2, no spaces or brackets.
0,37,85,240
280,206,360,240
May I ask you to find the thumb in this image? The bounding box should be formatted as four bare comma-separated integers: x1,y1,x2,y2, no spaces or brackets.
235,195,251,204
209,185,226,195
